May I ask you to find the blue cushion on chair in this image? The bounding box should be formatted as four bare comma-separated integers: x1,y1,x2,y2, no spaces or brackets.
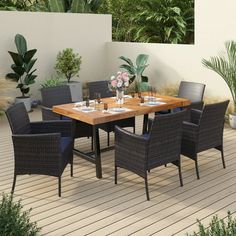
60,137,73,153
142,133,150,140
62,116,72,121
172,107,183,113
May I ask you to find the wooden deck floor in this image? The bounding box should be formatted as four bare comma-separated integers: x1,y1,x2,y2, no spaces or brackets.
1,109,236,236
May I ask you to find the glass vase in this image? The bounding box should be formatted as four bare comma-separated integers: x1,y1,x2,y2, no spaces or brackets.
116,89,124,106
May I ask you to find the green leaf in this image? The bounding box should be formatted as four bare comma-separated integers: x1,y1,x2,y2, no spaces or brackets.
15,34,27,55
8,51,23,66
6,73,20,82
11,65,25,76
24,74,37,85
136,54,149,68
21,86,30,95
136,65,148,76
24,59,37,73
48,0,66,12
24,49,37,63
119,56,134,67
120,64,136,75
71,0,84,13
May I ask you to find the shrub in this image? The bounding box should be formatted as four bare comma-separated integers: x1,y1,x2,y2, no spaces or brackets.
55,48,82,83
187,211,236,236
0,194,41,236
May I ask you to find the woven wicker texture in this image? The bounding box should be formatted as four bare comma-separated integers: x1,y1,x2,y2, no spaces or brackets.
5,103,74,196
181,100,229,179
115,111,187,200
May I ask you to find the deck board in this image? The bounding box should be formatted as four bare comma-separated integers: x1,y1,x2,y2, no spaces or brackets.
0,109,236,236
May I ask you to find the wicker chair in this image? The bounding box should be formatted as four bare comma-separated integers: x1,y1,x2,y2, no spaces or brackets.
181,100,229,179
88,80,135,146
41,85,93,141
115,111,186,200
6,103,74,197
157,81,206,115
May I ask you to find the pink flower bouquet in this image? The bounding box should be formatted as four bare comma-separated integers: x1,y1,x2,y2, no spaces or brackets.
110,71,129,91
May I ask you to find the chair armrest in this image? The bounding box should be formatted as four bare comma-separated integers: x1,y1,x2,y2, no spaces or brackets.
12,133,62,166
147,118,153,133
190,101,204,110
190,109,202,125
30,120,73,137
182,121,199,142
41,106,61,120
115,126,148,171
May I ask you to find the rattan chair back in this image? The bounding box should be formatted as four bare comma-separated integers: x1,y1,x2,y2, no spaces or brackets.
6,103,31,134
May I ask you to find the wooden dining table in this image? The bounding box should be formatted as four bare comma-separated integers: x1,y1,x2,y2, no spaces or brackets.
53,94,190,179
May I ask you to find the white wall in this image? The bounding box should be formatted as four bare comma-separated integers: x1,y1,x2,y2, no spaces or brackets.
0,11,112,99
1,0,236,101
105,0,236,100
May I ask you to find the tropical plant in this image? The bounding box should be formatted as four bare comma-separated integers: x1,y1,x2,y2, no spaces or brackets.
187,211,236,236
32,0,102,13
55,48,82,83
202,41,236,112
40,76,64,88
119,54,149,90
132,0,187,44
99,0,194,44
99,0,141,42
0,194,41,235
0,0,34,11
6,34,37,98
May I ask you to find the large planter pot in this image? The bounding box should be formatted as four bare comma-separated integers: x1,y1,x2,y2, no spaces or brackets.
15,97,31,112
229,114,236,129
67,81,83,102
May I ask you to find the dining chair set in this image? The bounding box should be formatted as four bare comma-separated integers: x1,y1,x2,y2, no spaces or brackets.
5,81,229,200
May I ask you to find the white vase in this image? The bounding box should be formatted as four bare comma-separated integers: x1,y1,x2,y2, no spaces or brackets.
116,90,124,105
229,114,236,129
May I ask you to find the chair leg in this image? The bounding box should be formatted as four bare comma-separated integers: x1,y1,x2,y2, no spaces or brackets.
70,163,73,177
91,136,94,151
11,174,17,194
220,145,226,169
145,174,150,201
195,158,200,179
133,125,136,134
107,132,110,146
58,176,61,197
115,165,117,184
178,163,183,187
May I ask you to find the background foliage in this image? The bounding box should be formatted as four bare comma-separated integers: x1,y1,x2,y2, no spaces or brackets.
0,0,194,44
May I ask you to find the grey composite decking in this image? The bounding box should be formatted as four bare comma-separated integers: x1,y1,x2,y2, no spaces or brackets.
0,109,236,236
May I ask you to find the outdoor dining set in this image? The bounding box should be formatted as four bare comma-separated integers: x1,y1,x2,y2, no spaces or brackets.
6,81,229,201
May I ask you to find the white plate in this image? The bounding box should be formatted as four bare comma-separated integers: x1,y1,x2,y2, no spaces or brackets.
110,107,126,112
140,101,166,106
81,107,94,112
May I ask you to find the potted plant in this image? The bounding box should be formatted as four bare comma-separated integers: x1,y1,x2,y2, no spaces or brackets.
119,54,149,92
55,48,83,102
6,34,37,112
202,41,236,128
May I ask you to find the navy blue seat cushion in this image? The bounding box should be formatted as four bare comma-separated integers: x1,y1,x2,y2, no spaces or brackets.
142,133,150,140
62,116,72,121
60,137,73,153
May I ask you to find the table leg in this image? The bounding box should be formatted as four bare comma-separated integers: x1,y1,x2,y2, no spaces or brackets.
142,114,149,134
93,125,102,179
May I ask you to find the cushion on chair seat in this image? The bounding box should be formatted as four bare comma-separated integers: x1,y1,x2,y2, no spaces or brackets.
142,133,150,140
62,116,72,121
60,137,73,153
